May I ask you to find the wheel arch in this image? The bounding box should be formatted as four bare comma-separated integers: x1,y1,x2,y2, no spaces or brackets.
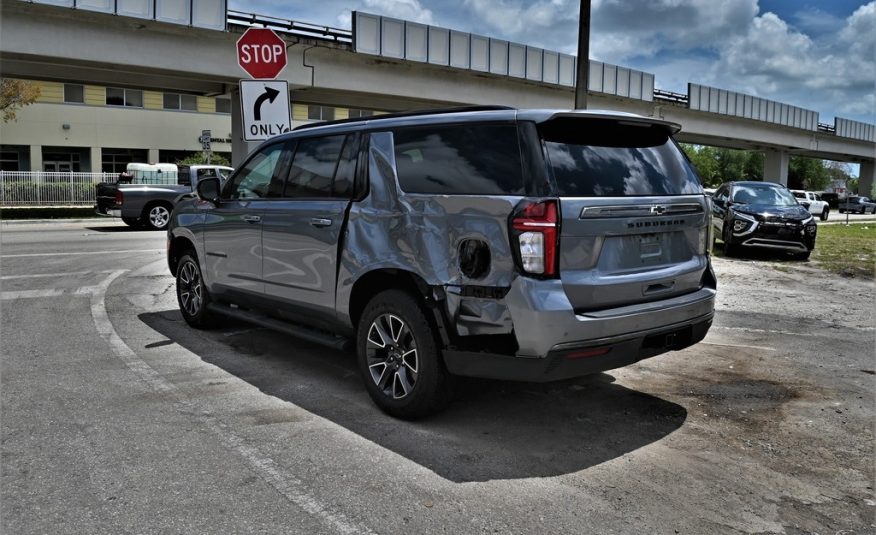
168,233,197,275
348,269,434,331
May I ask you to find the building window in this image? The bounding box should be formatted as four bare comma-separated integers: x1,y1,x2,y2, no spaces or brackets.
348,108,373,118
106,87,143,108
64,84,84,104
0,151,20,171
215,98,231,114
307,105,335,121
102,148,148,173
163,93,198,111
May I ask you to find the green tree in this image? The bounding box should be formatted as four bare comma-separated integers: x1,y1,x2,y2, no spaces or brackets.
823,161,851,191
788,157,829,190
176,151,231,167
0,79,41,122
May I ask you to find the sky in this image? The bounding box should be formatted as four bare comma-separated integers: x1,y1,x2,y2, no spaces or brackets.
228,0,875,126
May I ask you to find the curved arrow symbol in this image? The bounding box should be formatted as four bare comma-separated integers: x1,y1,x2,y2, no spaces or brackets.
253,87,280,121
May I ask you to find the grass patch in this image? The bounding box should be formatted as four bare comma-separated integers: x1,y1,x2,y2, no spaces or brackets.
812,224,876,279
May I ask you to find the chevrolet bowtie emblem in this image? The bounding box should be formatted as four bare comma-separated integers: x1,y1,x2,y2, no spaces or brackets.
650,205,666,215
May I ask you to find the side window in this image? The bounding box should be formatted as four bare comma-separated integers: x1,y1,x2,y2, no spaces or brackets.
392,124,524,195
224,142,285,199
284,135,346,198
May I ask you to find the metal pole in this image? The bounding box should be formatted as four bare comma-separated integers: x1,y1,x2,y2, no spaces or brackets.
574,0,591,110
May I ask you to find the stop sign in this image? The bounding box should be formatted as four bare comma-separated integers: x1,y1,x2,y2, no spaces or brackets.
236,28,287,79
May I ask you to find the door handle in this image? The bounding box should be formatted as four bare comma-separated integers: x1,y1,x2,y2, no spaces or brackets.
242,215,261,223
310,218,333,228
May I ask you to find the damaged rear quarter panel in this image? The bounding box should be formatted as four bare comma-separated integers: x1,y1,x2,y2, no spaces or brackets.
336,131,522,335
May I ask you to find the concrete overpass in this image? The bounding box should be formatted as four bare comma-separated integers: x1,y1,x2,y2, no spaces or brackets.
1,1,873,192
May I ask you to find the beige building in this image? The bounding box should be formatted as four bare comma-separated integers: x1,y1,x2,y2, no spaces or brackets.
0,78,382,173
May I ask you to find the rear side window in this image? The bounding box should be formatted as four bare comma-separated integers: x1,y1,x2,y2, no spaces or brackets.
541,118,702,197
284,135,346,198
393,124,524,195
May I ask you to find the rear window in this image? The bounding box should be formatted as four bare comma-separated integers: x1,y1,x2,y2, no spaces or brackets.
393,124,524,195
541,118,702,197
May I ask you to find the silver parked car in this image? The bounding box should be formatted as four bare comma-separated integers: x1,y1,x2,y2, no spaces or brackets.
167,107,716,418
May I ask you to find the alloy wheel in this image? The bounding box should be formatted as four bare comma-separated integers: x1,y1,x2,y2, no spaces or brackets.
178,260,202,317
365,314,419,399
149,206,170,229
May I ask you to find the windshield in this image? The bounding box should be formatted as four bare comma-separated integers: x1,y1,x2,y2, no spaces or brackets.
731,185,797,206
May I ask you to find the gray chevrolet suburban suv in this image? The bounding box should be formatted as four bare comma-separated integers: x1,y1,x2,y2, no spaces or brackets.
167,107,716,418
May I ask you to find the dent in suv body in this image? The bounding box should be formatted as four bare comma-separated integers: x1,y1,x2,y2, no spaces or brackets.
168,107,716,418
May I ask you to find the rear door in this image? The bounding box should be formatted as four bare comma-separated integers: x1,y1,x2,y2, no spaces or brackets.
260,133,358,329
539,116,709,312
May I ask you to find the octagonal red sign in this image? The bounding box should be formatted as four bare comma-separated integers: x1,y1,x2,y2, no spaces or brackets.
236,28,287,79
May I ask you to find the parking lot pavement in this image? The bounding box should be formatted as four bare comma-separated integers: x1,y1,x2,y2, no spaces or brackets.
1,220,874,534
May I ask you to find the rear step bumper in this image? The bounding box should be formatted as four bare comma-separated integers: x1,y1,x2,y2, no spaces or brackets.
443,313,712,382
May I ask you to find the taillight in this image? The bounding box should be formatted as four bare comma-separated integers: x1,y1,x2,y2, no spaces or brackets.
115,190,123,207
511,199,559,277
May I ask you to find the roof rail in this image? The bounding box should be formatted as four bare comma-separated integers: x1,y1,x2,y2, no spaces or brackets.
293,105,517,131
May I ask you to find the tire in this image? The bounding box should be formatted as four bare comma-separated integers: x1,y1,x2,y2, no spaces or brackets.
176,252,219,329
839,209,845,214
356,289,448,419
122,217,141,227
722,224,738,257
793,250,812,260
820,208,829,221
144,203,172,230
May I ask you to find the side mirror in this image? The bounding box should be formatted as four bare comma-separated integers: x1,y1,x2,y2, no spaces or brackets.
196,177,220,204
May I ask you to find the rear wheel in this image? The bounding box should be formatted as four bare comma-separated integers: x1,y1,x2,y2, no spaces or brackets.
176,252,219,329
145,203,172,230
820,208,829,221
357,289,448,419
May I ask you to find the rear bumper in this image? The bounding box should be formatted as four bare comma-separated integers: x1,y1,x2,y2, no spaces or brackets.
94,205,121,217
444,313,712,382
442,269,716,381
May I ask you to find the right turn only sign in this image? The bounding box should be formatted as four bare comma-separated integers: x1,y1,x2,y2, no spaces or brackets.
240,79,291,141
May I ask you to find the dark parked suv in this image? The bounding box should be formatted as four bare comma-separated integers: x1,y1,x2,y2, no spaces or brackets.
712,181,817,259
167,107,716,417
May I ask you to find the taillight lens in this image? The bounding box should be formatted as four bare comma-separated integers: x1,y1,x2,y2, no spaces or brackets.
511,199,559,277
115,190,123,206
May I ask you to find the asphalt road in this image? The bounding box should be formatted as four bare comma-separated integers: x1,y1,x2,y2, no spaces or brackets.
1,220,873,534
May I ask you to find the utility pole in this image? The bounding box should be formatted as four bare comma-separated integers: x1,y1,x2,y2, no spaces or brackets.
574,0,591,110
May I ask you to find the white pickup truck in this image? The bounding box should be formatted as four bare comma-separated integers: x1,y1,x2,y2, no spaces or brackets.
791,190,830,221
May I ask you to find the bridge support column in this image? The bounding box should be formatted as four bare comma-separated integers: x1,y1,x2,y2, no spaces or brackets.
231,86,259,168
763,150,789,186
859,161,875,197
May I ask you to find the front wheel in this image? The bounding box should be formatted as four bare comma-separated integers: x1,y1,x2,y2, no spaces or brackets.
145,203,172,230
357,289,448,419
820,208,829,221
793,250,812,260
176,252,219,329
722,224,738,257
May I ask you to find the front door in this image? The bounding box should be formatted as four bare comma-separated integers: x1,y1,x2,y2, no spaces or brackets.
202,140,288,302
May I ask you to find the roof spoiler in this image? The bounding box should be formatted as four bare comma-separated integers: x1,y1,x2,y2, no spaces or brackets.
540,112,682,135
